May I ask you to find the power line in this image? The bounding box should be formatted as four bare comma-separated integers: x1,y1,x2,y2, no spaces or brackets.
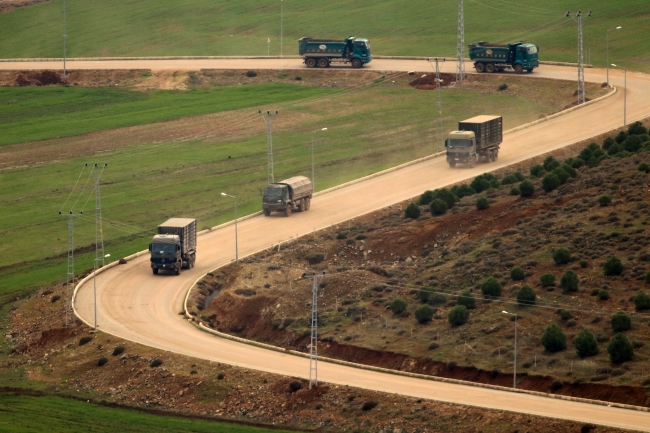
59,163,86,213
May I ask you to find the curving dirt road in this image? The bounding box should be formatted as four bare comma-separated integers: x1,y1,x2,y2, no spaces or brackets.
70,60,650,431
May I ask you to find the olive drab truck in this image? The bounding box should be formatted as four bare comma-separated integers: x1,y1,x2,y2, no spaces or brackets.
445,116,503,168
263,176,313,217
469,41,539,74
299,36,372,68
149,218,197,275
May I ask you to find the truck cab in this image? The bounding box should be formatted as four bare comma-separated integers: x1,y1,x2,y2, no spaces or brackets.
445,131,477,168
263,184,289,212
149,234,182,275
511,42,539,72
348,37,372,65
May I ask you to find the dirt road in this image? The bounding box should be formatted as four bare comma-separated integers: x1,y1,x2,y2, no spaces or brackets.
72,61,650,430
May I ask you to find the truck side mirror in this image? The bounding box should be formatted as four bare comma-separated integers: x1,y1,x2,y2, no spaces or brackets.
148,244,152,252
177,245,181,252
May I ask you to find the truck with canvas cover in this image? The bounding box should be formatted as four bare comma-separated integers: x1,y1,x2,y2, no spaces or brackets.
469,41,539,74
263,176,313,217
299,36,371,68
446,115,503,168
149,218,197,275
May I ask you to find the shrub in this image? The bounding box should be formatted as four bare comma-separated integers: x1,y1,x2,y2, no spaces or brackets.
51,295,61,303
430,199,448,216
529,164,545,177
501,174,520,185
598,289,610,300
608,142,623,155
361,401,378,411
498,83,508,91
540,273,556,287
294,76,302,81
615,130,628,144
574,329,599,358
427,293,447,306
389,298,407,315
599,195,612,206
289,381,302,392
560,270,579,292
541,324,567,353
79,336,92,346
639,163,650,173
559,309,573,321
418,190,435,205
519,180,534,197
510,267,525,281
481,277,502,297
150,359,163,368
542,174,561,192
336,232,347,240
579,146,593,161
633,292,650,311
628,121,648,135
245,70,257,77
608,333,634,363
470,173,499,193
543,156,560,171
611,312,632,332
603,256,624,276
510,187,520,196
646,270,650,284
448,305,470,326
552,167,570,184
450,184,476,199
517,285,536,306
623,135,643,152
97,357,108,367
560,163,577,178
456,290,475,310
579,259,588,268
431,188,458,209
217,372,226,380
571,158,585,169
305,252,325,265
404,203,421,219
417,286,436,303
602,137,615,150
112,346,125,356
550,380,564,392
476,196,490,210
552,248,571,265
415,305,434,324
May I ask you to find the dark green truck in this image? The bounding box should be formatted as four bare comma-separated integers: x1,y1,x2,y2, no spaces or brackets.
299,36,371,68
470,41,539,74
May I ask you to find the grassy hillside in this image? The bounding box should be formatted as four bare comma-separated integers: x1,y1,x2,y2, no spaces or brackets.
0,0,649,71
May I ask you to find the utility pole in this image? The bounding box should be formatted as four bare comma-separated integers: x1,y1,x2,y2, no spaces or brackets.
567,10,592,105
303,271,326,389
606,26,622,86
280,0,283,57
60,210,82,327
430,58,445,149
93,164,107,270
259,110,279,184
63,0,67,78
456,0,466,82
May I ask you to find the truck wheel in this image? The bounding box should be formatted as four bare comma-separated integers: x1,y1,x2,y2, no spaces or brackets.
299,200,306,212
475,63,485,73
485,63,495,73
284,206,291,217
175,266,181,276
494,150,499,160
448,161,456,168
317,58,329,68
263,208,271,216
351,59,362,68
514,64,524,74
306,58,317,68
153,268,158,275
469,155,476,168
305,197,311,210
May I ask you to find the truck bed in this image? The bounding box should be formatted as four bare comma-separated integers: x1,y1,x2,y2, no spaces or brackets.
458,116,502,150
158,218,197,254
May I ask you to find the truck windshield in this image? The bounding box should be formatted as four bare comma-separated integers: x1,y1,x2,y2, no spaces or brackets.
265,187,284,197
527,46,538,55
152,243,176,254
447,139,472,149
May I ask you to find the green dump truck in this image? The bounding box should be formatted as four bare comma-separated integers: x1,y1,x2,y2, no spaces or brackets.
149,218,197,275
469,41,539,74
299,36,372,68
263,176,313,217
445,116,503,168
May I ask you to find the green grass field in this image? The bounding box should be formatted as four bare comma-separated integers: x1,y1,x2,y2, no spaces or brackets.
0,392,300,433
0,0,648,71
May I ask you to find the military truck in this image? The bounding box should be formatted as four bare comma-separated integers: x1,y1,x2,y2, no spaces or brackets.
263,176,313,217
299,36,372,68
149,218,197,275
445,116,503,168
469,41,539,74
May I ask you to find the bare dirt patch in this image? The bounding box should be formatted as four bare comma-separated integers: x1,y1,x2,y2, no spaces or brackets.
0,0,49,13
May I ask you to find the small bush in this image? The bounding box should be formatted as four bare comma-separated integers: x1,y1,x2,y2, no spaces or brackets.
404,203,421,219
427,292,447,306
615,130,628,144
519,180,535,197
428,343,440,350
510,267,525,281
542,173,561,192
418,190,435,205
97,357,108,367
417,286,436,303
476,196,490,210
623,135,643,152
552,167,570,184
603,256,624,276
516,285,536,306
510,187,520,196
51,295,61,303
611,312,632,332
217,372,226,380
245,70,258,77
602,137,615,150
539,274,555,287
543,156,560,171
456,290,476,310
470,173,499,193
305,252,325,265
628,121,648,135
361,401,378,411
415,305,434,324
598,289,610,300
448,305,470,326
530,164,545,177
552,248,571,265
498,83,508,91
150,359,163,368
112,346,125,356
430,199,448,216
450,184,476,199
289,381,302,392
559,309,573,321
430,188,458,209
574,329,599,358
607,333,634,364
599,195,612,207
560,270,579,292
608,142,623,155
79,336,92,346
501,174,519,185
633,292,650,311
336,232,347,240
550,380,563,391
579,259,588,268
294,76,302,81
481,277,502,297
541,323,567,353
639,163,650,173
389,298,407,315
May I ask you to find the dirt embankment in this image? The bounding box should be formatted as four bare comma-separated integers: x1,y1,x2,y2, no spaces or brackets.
0,0,49,13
